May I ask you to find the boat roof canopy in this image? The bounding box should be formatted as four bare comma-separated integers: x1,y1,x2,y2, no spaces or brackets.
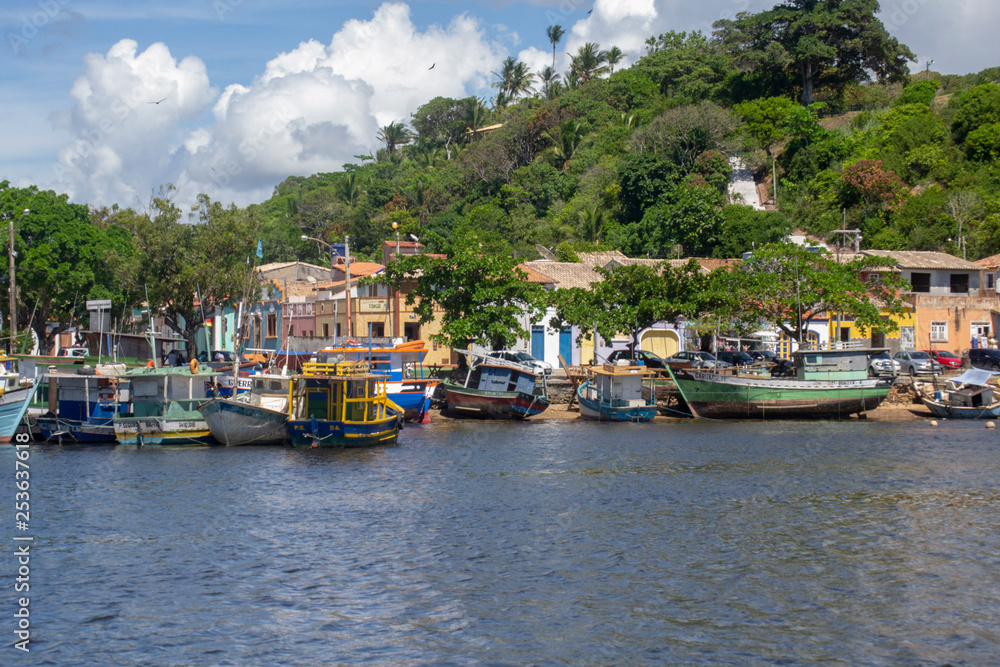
951,368,999,387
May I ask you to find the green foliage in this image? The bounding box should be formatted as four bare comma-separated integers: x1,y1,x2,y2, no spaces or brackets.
705,243,910,341
714,0,915,106
618,184,724,257
549,261,706,347
713,206,792,258
896,80,940,107
636,31,736,104
965,123,1000,162
368,235,546,350
555,242,580,262
616,153,680,224
951,84,1000,143
733,96,797,154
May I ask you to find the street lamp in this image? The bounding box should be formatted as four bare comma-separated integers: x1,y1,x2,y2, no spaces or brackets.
391,222,399,338
948,236,966,261
925,59,934,79
302,234,352,338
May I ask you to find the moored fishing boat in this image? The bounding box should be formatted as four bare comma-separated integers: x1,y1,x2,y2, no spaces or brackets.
577,363,658,422
0,354,35,443
113,361,222,446
441,350,549,420
199,373,292,445
920,368,1000,419
287,361,403,447
35,364,130,443
668,343,893,420
321,340,436,423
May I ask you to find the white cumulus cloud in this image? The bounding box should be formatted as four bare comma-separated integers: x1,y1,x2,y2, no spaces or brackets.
52,2,506,207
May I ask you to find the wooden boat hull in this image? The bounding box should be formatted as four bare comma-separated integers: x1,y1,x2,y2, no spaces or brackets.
36,416,115,442
921,396,1000,419
385,379,435,423
200,397,289,446
576,381,657,422
113,417,217,446
442,380,549,420
288,415,400,448
669,368,891,420
0,384,34,444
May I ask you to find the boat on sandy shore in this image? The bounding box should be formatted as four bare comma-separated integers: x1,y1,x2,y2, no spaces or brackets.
668,343,893,420
441,350,549,420
920,368,1000,419
577,362,658,422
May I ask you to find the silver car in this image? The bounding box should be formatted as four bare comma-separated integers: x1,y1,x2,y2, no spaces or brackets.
893,350,942,377
868,351,900,377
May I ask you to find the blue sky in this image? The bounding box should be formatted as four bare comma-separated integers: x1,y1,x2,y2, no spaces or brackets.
1,0,997,209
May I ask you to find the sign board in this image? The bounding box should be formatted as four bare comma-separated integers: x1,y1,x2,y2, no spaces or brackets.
86,299,112,310
358,300,388,313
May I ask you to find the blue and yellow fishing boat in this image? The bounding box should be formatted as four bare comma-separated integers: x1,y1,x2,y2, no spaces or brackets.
287,361,403,448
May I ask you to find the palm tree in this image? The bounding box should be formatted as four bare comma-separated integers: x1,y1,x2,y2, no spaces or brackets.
335,172,364,206
570,42,608,83
377,121,413,155
464,97,489,140
578,206,605,244
540,66,559,99
490,56,536,101
546,25,565,70
415,147,444,170
542,119,588,173
606,46,624,74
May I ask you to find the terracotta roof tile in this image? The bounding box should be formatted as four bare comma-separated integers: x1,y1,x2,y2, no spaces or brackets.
861,250,982,271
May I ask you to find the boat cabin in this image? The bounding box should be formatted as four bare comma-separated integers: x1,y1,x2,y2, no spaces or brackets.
475,363,541,394
125,368,218,418
248,374,292,414
793,344,880,382
584,363,655,407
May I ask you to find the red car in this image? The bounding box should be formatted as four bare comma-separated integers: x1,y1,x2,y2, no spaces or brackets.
924,349,962,369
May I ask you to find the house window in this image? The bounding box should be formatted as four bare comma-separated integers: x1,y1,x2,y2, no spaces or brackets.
988,272,996,290
369,322,385,337
950,273,969,294
266,313,277,338
866,273,881,284
910,272,931,293
930,321,948,342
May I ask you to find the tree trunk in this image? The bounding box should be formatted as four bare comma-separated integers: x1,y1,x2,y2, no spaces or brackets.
800,61,814,106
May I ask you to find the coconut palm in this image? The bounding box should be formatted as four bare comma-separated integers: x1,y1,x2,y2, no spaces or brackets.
606,46,624,74
570,42,609,83
539,66,559,99
464,97,489,140
542,119,588,173
546,24,565,70
490,56,536,101
335,172,364,206
578,206,605,244
377,121,413,155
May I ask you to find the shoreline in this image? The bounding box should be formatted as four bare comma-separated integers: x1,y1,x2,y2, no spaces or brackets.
430,402,934,423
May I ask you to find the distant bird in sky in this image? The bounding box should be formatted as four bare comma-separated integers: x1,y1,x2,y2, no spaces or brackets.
587,9,592,15
149,97,166,105
429,63,435,70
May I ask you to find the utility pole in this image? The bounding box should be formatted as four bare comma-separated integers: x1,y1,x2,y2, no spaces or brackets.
9,209,27,349
344,235,352,338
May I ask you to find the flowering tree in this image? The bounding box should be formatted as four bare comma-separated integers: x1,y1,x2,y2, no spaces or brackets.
839,159,908,218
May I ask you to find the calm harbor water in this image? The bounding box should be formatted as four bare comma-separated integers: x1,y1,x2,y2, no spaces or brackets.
6,419,1000,665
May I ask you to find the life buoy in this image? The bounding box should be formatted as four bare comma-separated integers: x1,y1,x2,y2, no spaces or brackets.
190,359,199,374
146,360,155,368
346,339,359,346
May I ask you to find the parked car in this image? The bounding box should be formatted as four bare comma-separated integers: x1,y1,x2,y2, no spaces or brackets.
923,349,962,369
57,347,89,358
715,350,754,367
893,350,942,377
969,348,1000,371
664,350,733,370
197,350,238,364
748,350,780,364
606,349,666,369
868,351,900,377
483,350,553,375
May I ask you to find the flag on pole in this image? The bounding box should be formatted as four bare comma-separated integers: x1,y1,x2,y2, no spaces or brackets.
256,238,263,259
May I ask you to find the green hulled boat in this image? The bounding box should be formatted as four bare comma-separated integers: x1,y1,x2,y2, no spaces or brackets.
668,344,894,420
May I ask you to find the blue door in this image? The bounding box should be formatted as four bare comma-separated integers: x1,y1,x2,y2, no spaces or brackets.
531,326,545,360
559,327,573,364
